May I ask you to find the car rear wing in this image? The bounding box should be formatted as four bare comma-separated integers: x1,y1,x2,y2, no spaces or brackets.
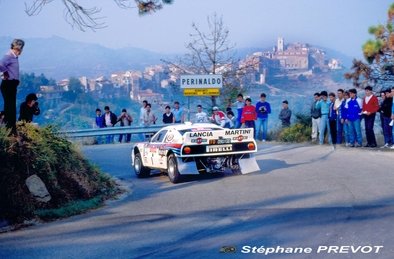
180,128,257,157
183,128,255,145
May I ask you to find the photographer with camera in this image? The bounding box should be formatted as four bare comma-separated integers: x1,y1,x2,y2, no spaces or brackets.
18,93,40,123
255,93,271,141
118,108,133,143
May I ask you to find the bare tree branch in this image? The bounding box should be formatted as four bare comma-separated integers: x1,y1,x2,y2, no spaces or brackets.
62,0,106,31
114,0,135,8
160,59,192,74
24,0,54,17
161,13,261,106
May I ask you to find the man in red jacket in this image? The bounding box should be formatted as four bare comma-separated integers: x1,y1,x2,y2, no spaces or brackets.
241,98,257,131
362,86,379,147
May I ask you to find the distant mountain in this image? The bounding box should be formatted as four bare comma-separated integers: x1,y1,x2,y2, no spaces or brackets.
0,36,355,80
0,36,174,80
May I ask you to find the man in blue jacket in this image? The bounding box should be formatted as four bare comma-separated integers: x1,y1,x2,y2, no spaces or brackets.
255,93,271,141
346,88,363,147
95,108,105,144
340,91,350,146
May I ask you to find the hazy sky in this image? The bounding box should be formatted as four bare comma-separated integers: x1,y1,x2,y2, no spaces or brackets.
0,0,391,58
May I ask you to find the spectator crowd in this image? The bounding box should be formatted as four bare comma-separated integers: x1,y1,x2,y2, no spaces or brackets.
310,86,394,149
94,86,394,149
94,93,288,144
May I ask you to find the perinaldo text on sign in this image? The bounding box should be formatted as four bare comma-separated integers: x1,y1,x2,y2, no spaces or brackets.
180,74,223,88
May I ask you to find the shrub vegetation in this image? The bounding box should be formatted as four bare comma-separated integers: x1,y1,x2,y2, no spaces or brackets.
278,113,312,143
0,123,119,224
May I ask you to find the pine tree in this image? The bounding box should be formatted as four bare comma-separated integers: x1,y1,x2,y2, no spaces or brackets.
345,3,394,90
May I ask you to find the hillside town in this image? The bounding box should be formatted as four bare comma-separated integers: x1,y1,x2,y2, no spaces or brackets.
38,37,343,108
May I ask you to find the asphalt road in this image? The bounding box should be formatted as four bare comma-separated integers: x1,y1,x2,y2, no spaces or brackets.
0,143,394,259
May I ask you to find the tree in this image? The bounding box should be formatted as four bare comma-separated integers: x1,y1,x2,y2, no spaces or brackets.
23,0,174,31
164,13,250,107
345,3,394,90
63,77,83,102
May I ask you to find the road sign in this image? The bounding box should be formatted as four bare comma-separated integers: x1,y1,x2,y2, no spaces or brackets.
183,88,220,96
180,74,222,89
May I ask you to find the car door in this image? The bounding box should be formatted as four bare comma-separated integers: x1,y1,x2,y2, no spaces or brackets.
149,130,168,169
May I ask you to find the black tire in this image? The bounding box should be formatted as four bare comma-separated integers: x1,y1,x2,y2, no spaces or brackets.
134,152,150,178
167,154,182,183
230,156,241,174
231,165,241,174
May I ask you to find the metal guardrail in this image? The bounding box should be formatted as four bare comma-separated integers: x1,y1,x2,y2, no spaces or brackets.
59,125,163,138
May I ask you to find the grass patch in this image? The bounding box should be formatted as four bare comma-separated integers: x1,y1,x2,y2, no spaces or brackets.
35,196,103,220
274,113,312,143
279,123,312,142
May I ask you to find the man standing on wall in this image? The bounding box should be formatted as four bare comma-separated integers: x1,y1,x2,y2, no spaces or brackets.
0,39,25,131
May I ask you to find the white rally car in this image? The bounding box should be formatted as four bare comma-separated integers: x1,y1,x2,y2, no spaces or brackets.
131,123,260,183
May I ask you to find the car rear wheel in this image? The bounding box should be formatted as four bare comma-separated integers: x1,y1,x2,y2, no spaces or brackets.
229,155,241,174
167,154,181,183
134,152,150,178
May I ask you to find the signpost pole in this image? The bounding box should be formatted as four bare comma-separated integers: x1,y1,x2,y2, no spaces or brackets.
188,96,190,121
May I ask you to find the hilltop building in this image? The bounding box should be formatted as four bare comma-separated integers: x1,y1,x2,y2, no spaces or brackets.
274,40,309,70
239,37,342,85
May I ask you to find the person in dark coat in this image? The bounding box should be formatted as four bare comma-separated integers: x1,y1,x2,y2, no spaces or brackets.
18,93,40,123
102,106,117,144
279,100,292,128
162,105,175,124
379,89,393,148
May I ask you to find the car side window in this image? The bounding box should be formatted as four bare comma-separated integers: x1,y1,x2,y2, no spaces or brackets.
151,130,167,143
164,131,175,143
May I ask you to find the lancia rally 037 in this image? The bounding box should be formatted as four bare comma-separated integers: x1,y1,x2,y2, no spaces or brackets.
131,123,260,183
